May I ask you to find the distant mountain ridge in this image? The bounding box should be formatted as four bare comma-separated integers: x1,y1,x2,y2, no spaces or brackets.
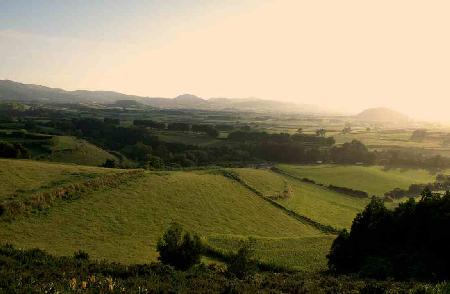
0,80,323,113
356,107,410,122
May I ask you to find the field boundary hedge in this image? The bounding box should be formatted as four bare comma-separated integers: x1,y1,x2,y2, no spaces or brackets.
0,169,145,221
217,170,338,234
271,167,369,198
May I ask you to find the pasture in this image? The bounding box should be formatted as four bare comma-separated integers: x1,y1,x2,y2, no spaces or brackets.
0,161,331,271
277,164,437,196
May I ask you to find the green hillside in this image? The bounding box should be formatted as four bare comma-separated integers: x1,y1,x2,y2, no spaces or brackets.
0,160,332,272
44,136,119,166
0,130,120,166
277,164,437,196
232,168,369,229
0,159,119,201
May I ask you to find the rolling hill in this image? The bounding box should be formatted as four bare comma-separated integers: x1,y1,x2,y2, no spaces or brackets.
0,160,333,272
356,107,410,122
2,160,437,272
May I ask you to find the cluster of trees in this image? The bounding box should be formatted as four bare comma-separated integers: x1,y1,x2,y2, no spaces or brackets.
47,118,383,167
7,115,388,168
227,131,337,163
385,174,450,199
46,117,254,168
330,140,375,164
0,142,30,159
328,189,450,279
375,149,450,169
133,119,219,137
157,223,257,278
228,131,335,146
133,119,165,129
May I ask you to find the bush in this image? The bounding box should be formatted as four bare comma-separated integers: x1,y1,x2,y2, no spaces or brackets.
226,240,258,279
101,159,116,168
0,142,30,159
156,223,203,270
73,250,89,260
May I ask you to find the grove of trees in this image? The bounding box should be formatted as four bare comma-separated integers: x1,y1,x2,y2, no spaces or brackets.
328,189,450,280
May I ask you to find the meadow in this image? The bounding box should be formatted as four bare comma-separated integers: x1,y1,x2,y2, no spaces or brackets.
0,160,332,272
1,157,444,272
276,164,437,196
0,159,118,201
232,168,369,229
46,136,119,166
0,130,119,166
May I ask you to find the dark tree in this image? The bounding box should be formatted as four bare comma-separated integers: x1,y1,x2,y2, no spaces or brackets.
328,191,450,280
101,159,116,168
156,223,203,270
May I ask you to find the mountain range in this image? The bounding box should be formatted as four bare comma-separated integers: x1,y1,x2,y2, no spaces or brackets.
0,80,323,114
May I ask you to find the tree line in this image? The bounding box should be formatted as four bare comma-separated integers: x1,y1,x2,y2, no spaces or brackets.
328,189,450,280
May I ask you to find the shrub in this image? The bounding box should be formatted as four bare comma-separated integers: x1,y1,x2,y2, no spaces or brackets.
156,223,203,270
101,159,116,168
226,239,258,279
74,250,89,260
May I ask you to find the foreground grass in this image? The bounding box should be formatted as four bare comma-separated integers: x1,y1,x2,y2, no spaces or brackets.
277,164,437,196
0,164,327,271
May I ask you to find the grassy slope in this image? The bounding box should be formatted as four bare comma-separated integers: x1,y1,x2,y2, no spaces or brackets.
0,162,330,271
46,136,118,166
277,164,436,196
0,159,119,201
230,168,286,196
233,168,369,229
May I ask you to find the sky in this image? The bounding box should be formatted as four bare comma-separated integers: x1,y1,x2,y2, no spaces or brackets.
1,0,450,121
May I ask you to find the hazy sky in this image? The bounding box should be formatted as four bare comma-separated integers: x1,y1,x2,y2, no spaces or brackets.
1,0,450,121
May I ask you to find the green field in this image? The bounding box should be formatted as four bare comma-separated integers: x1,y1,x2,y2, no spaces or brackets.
0,131,120,166
0,159,119,201
0,160,332,271
232,168,369,229
45,136,119,166
4,160,435,272
277,164,437,196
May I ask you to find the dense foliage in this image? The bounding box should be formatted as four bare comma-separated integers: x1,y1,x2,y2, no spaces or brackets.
1,244,445,293
331,140,375,164
385,174,450,199
0,142,29,159
156,223,203,270
328,190,450,280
